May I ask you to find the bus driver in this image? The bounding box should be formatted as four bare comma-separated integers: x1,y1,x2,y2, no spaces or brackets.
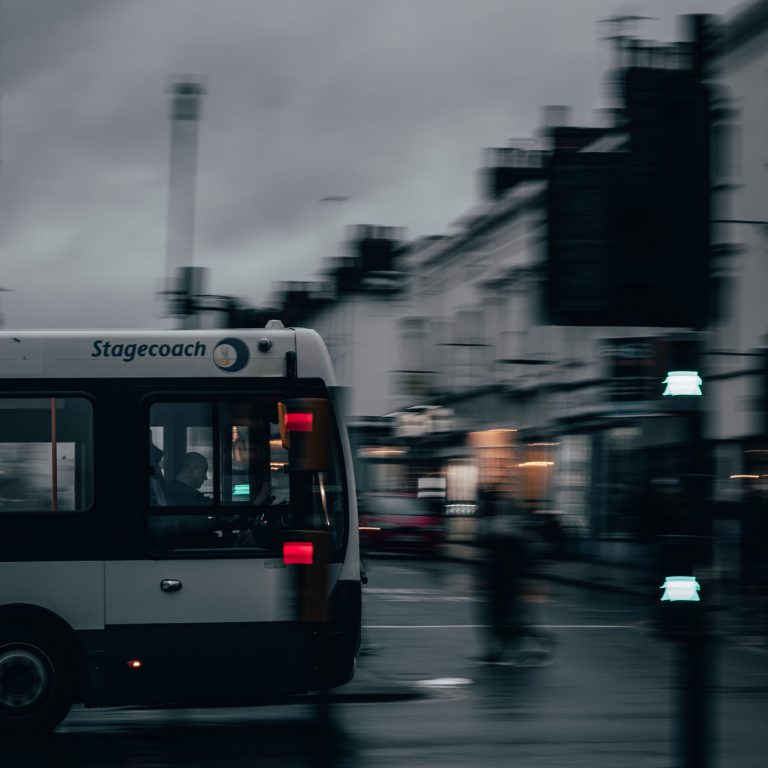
166,452,211,506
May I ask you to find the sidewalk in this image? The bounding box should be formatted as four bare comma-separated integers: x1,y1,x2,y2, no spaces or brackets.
442,541,650,596
536,558,651,597
441,540,768,644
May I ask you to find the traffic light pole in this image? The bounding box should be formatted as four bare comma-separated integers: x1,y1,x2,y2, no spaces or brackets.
676,18,717,764
663,343,715,768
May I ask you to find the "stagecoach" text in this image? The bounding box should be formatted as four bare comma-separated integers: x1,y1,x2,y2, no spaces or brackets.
91,340,206,362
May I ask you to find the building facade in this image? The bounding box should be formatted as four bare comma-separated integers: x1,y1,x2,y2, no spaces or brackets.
262,5,768,570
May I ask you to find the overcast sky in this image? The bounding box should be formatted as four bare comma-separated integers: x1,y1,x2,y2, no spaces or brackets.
0,0,736,329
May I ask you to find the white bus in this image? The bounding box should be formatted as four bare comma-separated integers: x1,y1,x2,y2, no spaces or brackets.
0,326,361,734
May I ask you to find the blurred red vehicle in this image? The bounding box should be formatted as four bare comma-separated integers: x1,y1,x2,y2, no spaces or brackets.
358,494,444,555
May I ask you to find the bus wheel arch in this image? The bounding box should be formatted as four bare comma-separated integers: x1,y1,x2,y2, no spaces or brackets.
0,604,83,736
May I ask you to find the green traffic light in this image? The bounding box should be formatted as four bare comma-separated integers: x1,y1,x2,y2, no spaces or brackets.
660,576,701,602
662,371,702,396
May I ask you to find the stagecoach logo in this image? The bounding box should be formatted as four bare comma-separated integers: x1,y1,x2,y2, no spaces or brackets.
213,337,249,373
91,339,207,362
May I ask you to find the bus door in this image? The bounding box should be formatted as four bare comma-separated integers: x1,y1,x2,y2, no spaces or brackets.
104,396,347,704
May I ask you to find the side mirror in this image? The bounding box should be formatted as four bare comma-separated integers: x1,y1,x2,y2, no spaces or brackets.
278,398,331,471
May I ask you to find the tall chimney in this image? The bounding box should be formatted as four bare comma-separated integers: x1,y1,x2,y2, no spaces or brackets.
166,79,204,281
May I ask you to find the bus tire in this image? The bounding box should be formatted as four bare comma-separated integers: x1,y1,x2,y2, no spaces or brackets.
0,624,74,736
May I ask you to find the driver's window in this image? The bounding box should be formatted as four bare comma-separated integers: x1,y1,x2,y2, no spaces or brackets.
145,399,286,553
218,402,288,507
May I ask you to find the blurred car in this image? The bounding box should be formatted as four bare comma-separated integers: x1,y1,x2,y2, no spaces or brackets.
358,494,444,555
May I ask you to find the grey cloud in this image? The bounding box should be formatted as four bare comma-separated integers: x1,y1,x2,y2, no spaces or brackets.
0,0,735,327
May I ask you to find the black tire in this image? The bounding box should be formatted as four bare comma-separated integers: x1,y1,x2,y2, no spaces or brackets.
0,625,74,736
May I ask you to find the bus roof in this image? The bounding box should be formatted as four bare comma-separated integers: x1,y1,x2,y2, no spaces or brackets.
0,328,336,381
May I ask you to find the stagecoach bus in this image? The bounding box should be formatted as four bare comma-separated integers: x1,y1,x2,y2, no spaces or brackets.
0,326,361,734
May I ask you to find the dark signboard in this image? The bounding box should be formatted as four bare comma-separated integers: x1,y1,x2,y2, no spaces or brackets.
545,67,711,329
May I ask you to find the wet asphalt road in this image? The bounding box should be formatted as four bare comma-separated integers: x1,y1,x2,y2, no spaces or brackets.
5,555,768,767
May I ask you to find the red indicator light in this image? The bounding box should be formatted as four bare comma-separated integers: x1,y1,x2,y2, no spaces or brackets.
285,412,313,432
283,541,314,565
127,659,142,669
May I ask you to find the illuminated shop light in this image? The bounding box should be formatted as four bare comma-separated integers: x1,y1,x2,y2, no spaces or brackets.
358,446,408,458
445,503,477,516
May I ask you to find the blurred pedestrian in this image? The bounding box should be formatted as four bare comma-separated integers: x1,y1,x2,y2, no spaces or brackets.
475,481,553,664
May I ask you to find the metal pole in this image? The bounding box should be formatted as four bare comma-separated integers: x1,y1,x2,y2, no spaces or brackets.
678,353,714,768
680,621,711,768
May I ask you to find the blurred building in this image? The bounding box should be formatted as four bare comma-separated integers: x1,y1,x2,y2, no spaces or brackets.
259,5,768,573
705,0,768,581
366,17,726,563
265,226,414,489
268,225,408,418
707,3,768,480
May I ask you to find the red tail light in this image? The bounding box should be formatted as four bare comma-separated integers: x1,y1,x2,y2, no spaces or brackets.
283,541,314,565
284,412,313,432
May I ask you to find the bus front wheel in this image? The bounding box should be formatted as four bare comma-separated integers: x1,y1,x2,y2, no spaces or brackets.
0,626,74,736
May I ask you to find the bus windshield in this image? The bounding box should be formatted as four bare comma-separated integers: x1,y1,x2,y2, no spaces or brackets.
146,396,346,556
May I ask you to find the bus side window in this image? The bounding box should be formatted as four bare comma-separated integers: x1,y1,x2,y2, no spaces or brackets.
0,397,93,513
